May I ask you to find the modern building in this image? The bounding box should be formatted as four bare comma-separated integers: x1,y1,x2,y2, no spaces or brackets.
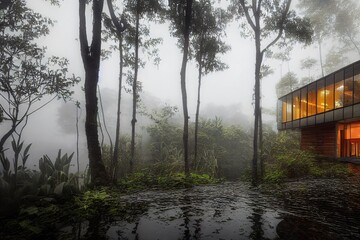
277,60,360,158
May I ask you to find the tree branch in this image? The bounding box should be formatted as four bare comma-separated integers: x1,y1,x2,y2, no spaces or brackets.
106,0,127,36
240,0,256,31
261,0,292,54
79,0,89,63
90,0,104,59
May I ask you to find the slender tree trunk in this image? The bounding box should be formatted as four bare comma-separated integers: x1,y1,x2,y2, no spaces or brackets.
318,39,324,77
76,103,80,189
194,62,203,168
181,0,193,177
130,1,140,174
106,0,127,181
112,36,123,182
97,112,104,148
98,86,113,153
0,125,16,152
252,27,263,186
259,106,264,180
79,0,108,186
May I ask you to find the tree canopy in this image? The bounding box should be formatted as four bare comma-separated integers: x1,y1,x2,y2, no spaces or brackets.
0,0,79,151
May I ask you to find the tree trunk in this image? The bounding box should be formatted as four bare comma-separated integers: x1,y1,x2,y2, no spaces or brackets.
259,106,264,180
194,62,203,169
318,39,324,77
76,103,80,189
181,0,193,177
252,27,263,186
106,0,127,181
130,1,140,174
0,125,16,152
112,36,123,182
79,0,108,186
98,86,113,153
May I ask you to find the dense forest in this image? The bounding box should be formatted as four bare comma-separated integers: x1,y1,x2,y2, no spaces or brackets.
1,0,360,239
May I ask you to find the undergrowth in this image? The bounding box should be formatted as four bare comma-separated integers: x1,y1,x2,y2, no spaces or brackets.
118,171,221,192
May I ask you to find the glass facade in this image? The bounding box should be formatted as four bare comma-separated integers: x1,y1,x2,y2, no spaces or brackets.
308,83,316,116
317,79,325,113
293,91,300,120
300,88,307,118
337,122,360,157
279,61,360,124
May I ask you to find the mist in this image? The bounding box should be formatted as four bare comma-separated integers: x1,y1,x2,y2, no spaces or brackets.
2,0,360,172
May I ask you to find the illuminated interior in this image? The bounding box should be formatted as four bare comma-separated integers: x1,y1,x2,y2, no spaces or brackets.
279,63,360,123
337,122,360,157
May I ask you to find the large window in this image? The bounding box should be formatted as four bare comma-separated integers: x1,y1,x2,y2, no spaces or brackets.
292,91,300,120
335,71,344,108
308,83,316,116
279,61,360,126
325,76,334,111
287,94,292,122
301,88,307,118
354,62,360,103
344,66,353,106
335,80,344,108
344,77,353,106
317,79,325,113
338,122,360,158
281,98,287,123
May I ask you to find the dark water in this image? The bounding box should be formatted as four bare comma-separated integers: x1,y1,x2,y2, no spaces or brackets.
64,177,360,240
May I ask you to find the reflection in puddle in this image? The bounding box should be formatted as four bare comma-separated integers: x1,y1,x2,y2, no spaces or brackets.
63,178,360,239
105,183,281,239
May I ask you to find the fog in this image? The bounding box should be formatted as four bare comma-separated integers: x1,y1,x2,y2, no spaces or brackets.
1,0,360,172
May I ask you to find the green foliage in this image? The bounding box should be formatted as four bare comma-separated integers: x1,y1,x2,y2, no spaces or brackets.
102,134,142,179
38,150,78,195
263,129,314,182
191,0,231,74
0,0,79,151
75,188,113,218
118,170,219,192
146,108,252,179
263,129,352,183
146,105,183,163
276,72,299,97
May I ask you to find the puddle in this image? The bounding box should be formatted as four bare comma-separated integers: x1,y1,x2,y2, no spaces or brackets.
62,178,360,239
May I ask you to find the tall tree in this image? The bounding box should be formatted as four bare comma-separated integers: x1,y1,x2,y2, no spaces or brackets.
276,72,299,97
191,0,230,166
230,0,312,185
0,0,78,152
334,1,360,56
103,0,127,182
168,0,194,177
79,0,108,186
299,57,317,85
298,0,360,76
297,0,336,77
104,0,164,175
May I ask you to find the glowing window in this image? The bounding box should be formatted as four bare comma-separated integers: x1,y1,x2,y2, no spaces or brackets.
300,88,307,118
287,94,292,122
317,80,325,113
325,82,334,111
335,80,344,108
308,83,316,116
354,73,360,103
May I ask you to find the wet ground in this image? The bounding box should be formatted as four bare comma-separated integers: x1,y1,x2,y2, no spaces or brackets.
66,176,360,240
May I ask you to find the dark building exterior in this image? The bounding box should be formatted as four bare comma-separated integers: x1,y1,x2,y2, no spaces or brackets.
277,60,360,158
